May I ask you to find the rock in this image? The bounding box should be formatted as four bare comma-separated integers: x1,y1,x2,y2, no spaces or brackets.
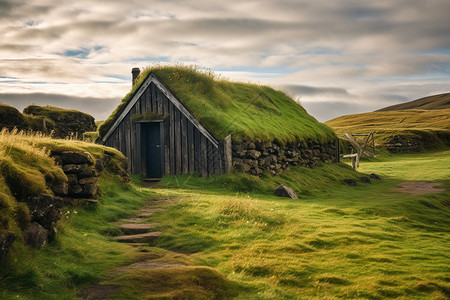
63,164,89,174
370,173,382,180
115,231,162,243
81,184,97,197
343,179,357,186
61,151,94,165
51,181,68,196
119,224,159,235
68,184,83,195
95,159,104,172
0,231,16,260
360,177,371,184
274,184,299,199
77,169,98,179
23,223,48,248
66,174,78,184
79,177,97,185
246,141,256,150
246,150,261,159
26,194,63,231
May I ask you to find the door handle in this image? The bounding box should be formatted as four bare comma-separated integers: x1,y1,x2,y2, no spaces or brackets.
156,145,161,148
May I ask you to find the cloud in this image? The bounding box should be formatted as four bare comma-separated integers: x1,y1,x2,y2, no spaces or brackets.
282,84,351,97
0,0,449,123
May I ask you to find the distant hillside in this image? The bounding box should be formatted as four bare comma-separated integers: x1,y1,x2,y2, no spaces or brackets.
376,93,450,111
325,108,450,152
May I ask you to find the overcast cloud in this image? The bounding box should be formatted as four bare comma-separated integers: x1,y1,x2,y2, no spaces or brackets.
0,0,449,121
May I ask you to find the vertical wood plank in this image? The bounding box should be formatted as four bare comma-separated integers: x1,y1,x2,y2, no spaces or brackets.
194,129,201,174
159,122,165,176
145,86,151,113
187,122,194,173
151,83,158,113
169,103,175,175
135,123,141,175
200,135,207,177
181,115,188,174
157,88,163,114
175,109,182,175
164,118,170,175
207,143,213,176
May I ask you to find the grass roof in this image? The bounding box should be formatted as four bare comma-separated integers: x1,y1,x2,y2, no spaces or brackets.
99,65,336,144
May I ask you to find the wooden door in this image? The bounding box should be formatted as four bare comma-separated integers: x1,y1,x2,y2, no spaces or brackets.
144,122,163,178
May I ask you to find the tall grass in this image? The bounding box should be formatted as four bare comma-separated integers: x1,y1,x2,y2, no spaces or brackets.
150,151,450,299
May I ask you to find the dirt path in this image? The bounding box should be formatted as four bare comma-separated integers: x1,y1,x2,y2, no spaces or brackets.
79,200,188,299
391,181,445,195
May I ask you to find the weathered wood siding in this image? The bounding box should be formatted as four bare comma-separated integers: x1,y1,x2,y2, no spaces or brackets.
103,81,226,177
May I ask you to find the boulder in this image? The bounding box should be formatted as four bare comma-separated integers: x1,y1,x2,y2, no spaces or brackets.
80,183,97,197
246,150,261,159
26,194,63,232
360,177,371,184
370,173,382,180
61,151,94,165
343,178,357,186
274,184,298,199
23,223,48,248
0,231,16,260
51,181,68,196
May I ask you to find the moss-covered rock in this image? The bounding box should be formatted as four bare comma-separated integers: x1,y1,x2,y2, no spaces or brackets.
0,104,25,131
23,105,96,138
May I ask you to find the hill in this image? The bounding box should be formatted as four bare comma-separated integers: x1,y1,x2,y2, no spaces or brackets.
325,108,450,151
99,65,336,145
376,93,450,111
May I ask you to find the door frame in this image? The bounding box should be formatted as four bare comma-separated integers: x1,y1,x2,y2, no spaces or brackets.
137,120,165,178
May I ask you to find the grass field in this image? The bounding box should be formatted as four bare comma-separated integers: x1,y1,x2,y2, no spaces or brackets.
1,130,448,299
146,151,449,299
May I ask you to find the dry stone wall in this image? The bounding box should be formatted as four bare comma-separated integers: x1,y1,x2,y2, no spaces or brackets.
232,140,339,176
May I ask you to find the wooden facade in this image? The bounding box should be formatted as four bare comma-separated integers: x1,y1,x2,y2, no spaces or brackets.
101,73,232,178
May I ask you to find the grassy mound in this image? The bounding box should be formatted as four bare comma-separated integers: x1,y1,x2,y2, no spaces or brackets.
0,129,126,242
377,92,450,111
0,104,25,130
99,65,336,144
24,105,96,138
326,108,450,150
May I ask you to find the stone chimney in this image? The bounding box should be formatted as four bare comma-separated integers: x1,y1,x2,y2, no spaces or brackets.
131,67,140,86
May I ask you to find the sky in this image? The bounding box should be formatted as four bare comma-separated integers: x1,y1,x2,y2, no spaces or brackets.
0,0,449,122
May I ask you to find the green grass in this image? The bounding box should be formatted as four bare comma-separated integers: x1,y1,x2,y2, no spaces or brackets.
147,151,450,299
0,175,158,300
99,65,336,144
2,130,449,299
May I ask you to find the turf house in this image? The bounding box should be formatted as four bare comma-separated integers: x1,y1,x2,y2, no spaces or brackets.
98,66,339,179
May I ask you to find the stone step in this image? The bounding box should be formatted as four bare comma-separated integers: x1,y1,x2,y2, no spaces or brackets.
136,208,165,218
115,231,162,243
118,218,145,223
119,223,160,235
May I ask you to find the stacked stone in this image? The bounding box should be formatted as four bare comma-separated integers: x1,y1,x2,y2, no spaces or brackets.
385,135,420,152
232,140,337,176
51,151,103,198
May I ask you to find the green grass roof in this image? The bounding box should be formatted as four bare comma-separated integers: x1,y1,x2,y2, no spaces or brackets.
99,65,336,144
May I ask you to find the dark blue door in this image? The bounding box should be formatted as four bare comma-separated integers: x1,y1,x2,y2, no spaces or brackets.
145,123,162,178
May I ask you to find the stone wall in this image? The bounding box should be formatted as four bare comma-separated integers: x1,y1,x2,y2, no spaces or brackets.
12,151,127,253
384,135,421,152
232,140,339,176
